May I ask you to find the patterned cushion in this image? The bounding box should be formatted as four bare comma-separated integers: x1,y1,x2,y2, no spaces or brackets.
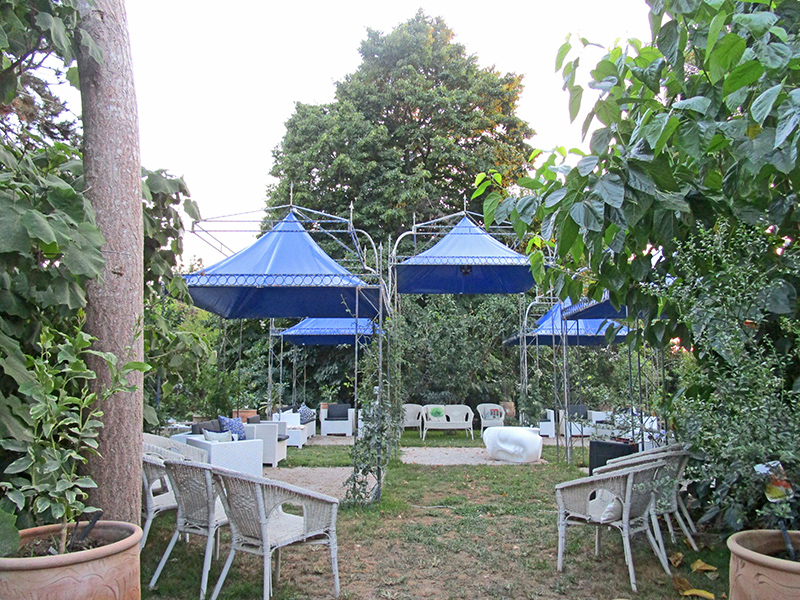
218,415,247,440
299,402,315,424
428,406,446,422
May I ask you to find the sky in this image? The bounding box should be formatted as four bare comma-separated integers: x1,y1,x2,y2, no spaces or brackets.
124,1,652,265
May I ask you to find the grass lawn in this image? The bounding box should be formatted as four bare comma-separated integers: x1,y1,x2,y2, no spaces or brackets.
141,436,731,599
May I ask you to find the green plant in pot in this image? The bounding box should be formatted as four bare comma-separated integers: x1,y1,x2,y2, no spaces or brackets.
0,325,148,558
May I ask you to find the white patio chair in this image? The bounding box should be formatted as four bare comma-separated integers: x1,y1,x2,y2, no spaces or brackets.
556,460,670,592
149,460,229,600
211,467,340,599
141,453,178,549
476,403,506,433
320,404,355,436
594,448,698,551
402,404,423,436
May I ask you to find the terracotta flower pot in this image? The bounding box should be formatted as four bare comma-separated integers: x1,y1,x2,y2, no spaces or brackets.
728,529,800,600
0,520,142,600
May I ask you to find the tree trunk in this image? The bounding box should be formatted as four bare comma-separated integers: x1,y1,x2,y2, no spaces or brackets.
77,0,142,524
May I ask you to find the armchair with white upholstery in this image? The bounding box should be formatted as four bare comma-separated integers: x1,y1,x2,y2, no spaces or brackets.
320,404,355,436
476,403,506,433
243,421,288,467
171,432,264,477
402,404,423,436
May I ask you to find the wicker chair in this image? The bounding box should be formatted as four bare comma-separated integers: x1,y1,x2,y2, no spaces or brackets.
210,467,340,599
556,460,670,592
149,460,229,599
141,453,178,549
594,448,698,552
476,403,506,433
402,404,423,436
142,432,209,463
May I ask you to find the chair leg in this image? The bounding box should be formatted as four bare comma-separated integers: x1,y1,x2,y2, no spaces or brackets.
621,530,638,592
650,510,668,563
664,511,677,543
149,530,180,589
140,516,153,550
557,516,566,571
200,530,217,599
210,546,237,600
263,551,271,599
274,547,281,588
329,532,340,598
595,527,600,557
673,510,699,551
678,495,697,533
646,522,671,575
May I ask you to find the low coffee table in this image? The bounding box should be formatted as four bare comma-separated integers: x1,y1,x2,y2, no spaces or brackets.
286,425,307,449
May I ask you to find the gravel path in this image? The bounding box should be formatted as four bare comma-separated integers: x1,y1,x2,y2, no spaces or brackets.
262,440,546,499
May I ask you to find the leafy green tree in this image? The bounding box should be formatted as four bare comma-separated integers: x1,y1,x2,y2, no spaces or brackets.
269,11,533,243
487,0,800,530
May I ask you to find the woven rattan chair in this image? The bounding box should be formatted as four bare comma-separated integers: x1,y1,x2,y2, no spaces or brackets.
476,403,506,433
556,460,670,592
402,404,423,436
210,467,340,599
141,453,178,549
149,460,229,599
143,432,209,462
594,448,698,552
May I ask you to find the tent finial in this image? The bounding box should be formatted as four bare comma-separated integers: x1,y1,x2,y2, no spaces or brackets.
289,182,294,206
463,197,467,213
349,201,354,224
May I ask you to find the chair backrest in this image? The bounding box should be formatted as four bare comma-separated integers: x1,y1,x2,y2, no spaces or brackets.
477,403,504,421
143,432,209,462
624,460,666,520
214,467,339,546
423,404,447,422
142,454,168,512
567,404,588,420
403,404,422,426
445,405,474,423
164,460,218,530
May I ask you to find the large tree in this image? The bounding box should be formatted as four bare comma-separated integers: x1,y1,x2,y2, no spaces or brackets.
78,0,142,523
269,11,534,243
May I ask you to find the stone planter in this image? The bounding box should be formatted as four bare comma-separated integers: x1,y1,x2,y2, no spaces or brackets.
728,529,800,600
0,521,142,599
500,401,516,419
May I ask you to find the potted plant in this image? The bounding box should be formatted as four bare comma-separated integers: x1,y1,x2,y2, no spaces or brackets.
0,326,148,599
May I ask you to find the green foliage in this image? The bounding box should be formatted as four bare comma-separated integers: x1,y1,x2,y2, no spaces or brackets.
657,223,800,531
0,326,148,555
268,11,533,243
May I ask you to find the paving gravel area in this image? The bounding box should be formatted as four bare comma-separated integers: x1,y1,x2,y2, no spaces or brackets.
262,435,550,499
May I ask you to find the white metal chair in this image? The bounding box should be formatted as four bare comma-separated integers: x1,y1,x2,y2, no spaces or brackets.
595,447,698,551
149,460,230,599
402,403,423,436
556,460,670,592
211,467,340,599
141,453,178,549
476,403,506,433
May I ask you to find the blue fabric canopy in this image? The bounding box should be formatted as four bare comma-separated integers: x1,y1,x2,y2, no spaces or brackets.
504,300,629,347
280,318,382,346
394,216,535,294
563,292,627,320
185,212,382,319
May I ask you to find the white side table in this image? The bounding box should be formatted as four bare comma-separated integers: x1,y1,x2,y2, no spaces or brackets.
285,425,307,448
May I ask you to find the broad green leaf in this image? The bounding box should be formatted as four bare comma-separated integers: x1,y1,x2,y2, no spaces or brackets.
494,196,516,224
544,187,567,208
657,19,679,65
722,60,764,98
732,11,778,38
707,33,746,83
35,13,72,61
20,211,57,245
482,191,501,227
705,11,728,59
673,96,712,115
0,71,17,104
655,116,680,156
590,127,613,155
761,279,796,314
569,199,604,232
568,85,583,123
576,155,598,176
517,176,539,190
775,104,800,147
0,23,8,50
593,173,625,208
0,509,19,557
759,42,792,71
555,39,571,71
672,0,701,13
750,84,782,126
66,66,80,90
516,195,539,225
632,58,666,94
4,456,34,474
79,30,104,65
529,251,545,285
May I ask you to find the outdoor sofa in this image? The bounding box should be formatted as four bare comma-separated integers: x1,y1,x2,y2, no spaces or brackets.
421,404,474,440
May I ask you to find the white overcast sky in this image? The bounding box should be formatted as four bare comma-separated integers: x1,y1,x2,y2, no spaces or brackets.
124,1,651,265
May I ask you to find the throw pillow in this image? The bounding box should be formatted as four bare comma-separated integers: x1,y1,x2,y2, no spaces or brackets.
218,415,247,440
299,402,315,423
203,430,232,442
600,497,623,523
428,406,446,422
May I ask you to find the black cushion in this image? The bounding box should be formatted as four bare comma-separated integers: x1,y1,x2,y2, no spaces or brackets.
567,404,588,420
191,419,221,435
246,415,261,424
326,403,350,420
277,434,289,442
300,416,315,425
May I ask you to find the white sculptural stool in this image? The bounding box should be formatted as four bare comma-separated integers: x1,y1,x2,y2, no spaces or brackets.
483,426,543,463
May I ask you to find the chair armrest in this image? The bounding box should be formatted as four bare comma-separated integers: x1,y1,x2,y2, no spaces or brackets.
594,450,687,475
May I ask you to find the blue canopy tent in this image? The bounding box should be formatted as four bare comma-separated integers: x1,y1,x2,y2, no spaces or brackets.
185,212,383,319
562,291,628,321
280,318,382,346
393,215,535,295
505,300,630,347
